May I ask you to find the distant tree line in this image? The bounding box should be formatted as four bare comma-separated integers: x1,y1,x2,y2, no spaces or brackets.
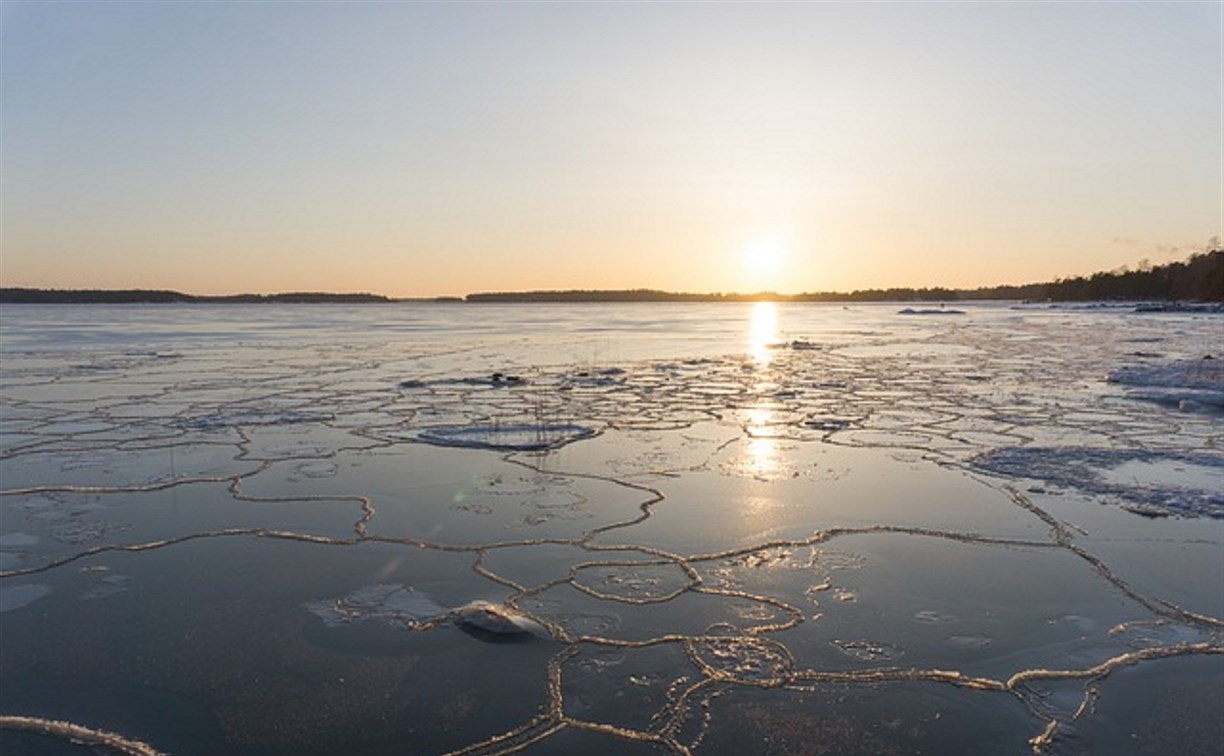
1033,248,1222,302
0,288,192,304
3,246,1220,305
468,247,1223,304
463,289,782,303
465,285,1022,304
207,292,393,304
0,289,393,304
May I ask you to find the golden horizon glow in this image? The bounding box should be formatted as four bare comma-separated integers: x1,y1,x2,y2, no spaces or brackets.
1,4,1218,296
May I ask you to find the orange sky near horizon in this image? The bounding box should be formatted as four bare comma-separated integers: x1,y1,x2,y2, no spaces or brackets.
2,3,1219,297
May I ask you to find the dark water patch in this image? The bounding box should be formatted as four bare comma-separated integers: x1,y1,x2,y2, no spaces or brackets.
696,683,1038,756
0,675,225,755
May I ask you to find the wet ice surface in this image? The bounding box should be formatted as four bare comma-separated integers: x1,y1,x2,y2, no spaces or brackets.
1,302,1221,755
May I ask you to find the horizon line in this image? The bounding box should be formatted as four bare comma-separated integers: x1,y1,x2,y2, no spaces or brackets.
5,247,1218,301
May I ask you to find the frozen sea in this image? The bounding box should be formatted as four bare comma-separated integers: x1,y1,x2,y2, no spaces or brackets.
0,301,1220,755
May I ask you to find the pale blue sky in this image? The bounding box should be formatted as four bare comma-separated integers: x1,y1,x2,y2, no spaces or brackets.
2,1,1220,296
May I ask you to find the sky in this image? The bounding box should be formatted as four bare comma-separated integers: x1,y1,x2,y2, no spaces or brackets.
1,1,1220,297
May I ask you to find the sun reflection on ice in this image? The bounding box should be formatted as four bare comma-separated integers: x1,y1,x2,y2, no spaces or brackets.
744,436,780,481
741,406,782,484
736,415,783,528
744,303,783,484
748,301,778,364
745,406,775,441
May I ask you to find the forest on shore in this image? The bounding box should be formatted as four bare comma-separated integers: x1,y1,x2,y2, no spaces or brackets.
470,248,1222,303
0,290,396,304
3,247,1220,305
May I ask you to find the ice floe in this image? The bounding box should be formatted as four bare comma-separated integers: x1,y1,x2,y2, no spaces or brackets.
304,583,446,628
898,307,965,315
399,373,528,391
451,600,551,639
414,422,598,451
971,446,1224,518
832,639,904,661
305,584,551,640
1107,358,1224,412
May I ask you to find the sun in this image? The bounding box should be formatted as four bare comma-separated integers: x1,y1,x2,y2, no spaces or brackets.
741,235,788,288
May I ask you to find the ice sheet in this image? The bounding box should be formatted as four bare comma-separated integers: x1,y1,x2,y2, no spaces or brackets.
1,302,1220,755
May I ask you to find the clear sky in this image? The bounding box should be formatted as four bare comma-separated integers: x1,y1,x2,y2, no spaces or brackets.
2,1,1220,297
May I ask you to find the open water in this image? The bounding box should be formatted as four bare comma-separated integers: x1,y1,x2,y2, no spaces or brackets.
0,301,1220,755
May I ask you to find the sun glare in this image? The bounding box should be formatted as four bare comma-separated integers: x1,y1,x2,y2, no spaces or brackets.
742,236,788,287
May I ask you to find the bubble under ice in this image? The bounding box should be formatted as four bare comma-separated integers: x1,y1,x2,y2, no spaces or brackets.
1,302,1221,755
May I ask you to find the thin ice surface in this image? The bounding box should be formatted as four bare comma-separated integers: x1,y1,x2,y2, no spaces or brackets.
305,583,446,628
1,302,1221,755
